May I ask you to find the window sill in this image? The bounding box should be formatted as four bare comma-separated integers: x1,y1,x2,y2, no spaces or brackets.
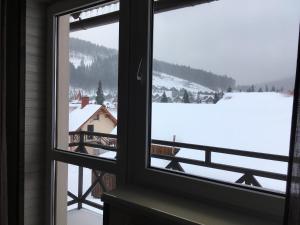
102,185,282,225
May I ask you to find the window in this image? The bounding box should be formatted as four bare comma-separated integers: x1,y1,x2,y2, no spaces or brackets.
149,0,299,193
87,125,94,139
48,0,300,224
87,125,94,132
55,1,119,159
55,162,117,225
48,1,123,225
128,0,300,219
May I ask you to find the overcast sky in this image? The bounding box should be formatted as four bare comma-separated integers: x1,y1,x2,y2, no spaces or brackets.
71,0,300,85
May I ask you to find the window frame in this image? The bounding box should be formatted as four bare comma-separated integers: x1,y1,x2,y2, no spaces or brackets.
126,0,300,221
46,1,130,225
46,0,300,224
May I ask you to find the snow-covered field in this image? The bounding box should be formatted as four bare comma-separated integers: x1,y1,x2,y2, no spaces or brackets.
68,92,293,206
152,92,292,155
151,92,293,192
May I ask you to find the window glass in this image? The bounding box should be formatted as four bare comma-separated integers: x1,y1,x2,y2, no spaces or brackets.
55,2,119,160
150,0,300,193
55,162,116,225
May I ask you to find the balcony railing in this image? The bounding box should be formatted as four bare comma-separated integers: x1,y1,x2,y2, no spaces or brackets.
68,131,117,210
151,139,289,189
68,131,289,211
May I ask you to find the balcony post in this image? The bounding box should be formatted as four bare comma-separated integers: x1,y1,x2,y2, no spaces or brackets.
78,166,83,209
78,131,87,154
205,150,211,164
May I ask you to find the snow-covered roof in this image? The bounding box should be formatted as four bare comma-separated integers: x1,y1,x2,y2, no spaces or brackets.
69,104,102,131
69,103,81,113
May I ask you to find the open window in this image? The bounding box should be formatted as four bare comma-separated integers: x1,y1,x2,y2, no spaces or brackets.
150,0,300,194
48,1,122,225
47,0,300,224
55,1,119,160
129,0,300,221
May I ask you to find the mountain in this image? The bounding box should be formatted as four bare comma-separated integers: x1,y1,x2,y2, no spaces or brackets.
152,60,235,91
69,38,236,92
153,71,213,93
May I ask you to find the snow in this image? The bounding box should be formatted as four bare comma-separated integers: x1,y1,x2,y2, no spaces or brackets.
68,165,103,214
67,92,293,199
152,92,293,155
108,108,118,120
110,126,117,135
69,104,102,131
98,151,116,160
69,51,94,68
69,103,81,113
153,71,214,93
151,92,293,192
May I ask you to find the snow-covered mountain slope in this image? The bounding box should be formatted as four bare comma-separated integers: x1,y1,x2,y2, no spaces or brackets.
69,51,94,68
153,71,214,93
68,52,215,95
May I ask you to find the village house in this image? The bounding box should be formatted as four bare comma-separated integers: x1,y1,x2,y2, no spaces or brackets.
69,96,117,155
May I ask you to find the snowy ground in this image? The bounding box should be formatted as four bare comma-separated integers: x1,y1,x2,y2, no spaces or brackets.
68,92,293,211
151,92,293,192
152,92,292,155
68,165,104,214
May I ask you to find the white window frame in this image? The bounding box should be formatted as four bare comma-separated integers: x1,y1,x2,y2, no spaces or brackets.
46,1,129,225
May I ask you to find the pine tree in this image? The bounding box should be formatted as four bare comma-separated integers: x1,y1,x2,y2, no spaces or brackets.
258,87,263,92
196,92,202,103
227,86,232,93
161,91,168,103
271,86,276,92
182,89,190,103
96,80,105,105
265,85,269,92
213,92,220,104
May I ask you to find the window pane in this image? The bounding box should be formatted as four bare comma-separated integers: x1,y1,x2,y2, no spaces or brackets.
150,0,300,192
55,2,118,160
55,162,116,225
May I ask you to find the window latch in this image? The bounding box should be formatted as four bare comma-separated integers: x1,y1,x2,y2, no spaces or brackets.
136,57,143,81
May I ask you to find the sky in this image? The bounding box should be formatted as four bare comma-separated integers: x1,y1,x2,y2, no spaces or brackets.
71,0,300,85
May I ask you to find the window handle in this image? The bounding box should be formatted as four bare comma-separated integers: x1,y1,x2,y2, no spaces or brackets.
136,57,143,81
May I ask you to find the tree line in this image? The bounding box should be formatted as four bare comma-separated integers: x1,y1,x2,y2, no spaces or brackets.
69,38,236,92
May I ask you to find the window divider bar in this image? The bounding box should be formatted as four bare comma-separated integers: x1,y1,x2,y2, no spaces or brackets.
51,150,118,173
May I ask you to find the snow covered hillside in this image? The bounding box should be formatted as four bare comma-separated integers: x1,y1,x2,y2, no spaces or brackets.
69,51,94,68
153,71,214,93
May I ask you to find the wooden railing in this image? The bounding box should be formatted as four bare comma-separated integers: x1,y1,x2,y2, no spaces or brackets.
151,139,289,188
67,131,117,210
